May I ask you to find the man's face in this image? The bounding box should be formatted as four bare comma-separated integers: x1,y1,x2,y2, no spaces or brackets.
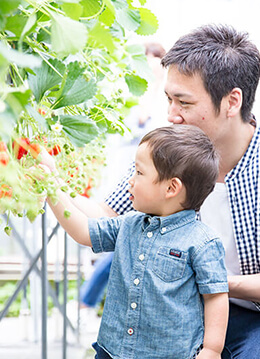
164,65,228,144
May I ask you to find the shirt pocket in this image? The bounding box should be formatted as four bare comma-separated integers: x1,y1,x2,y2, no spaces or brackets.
152,246,187,282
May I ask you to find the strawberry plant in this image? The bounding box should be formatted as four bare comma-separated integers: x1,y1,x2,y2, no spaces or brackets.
0,0,158,228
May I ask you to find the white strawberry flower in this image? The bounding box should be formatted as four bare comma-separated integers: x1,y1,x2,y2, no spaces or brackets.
51,123,63,133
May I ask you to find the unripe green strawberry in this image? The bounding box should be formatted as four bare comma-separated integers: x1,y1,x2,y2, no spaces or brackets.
4,226,12,236
64,210,71,219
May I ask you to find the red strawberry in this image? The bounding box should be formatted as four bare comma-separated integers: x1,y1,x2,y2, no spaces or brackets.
52,144,61,156
0,152,9,165
0,141,7,152
38,108,46,115
12,138,30,159
47,148,54,156
29,143,41,159
0,184,12,198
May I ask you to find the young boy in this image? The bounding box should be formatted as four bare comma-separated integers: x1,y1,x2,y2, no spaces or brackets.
45,125,229,359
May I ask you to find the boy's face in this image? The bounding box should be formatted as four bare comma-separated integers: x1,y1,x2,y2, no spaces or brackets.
128,143,169,216
164,65,229,145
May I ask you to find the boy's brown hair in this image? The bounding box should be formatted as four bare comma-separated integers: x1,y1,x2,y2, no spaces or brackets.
139,125,219,211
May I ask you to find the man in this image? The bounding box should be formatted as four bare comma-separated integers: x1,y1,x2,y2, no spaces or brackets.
43,24,260,358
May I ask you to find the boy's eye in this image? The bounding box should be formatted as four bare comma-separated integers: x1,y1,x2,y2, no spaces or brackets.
136,170,142,175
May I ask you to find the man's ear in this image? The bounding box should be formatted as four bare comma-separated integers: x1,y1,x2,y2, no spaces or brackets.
226,87,242,117
166,177,183,198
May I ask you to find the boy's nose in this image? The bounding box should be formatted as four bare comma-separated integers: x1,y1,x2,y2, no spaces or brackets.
128,176,134,185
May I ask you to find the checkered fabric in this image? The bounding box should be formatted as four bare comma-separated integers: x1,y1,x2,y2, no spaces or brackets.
105,127,260,310
192,344,203,358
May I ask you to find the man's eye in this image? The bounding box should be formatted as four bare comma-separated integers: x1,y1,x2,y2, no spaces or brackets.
180,100,190,106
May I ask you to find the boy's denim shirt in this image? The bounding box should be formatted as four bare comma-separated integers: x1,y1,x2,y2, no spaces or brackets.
89,209,228,359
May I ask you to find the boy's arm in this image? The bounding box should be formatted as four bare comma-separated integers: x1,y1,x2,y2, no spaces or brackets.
197,292,229,359
47,188,92,247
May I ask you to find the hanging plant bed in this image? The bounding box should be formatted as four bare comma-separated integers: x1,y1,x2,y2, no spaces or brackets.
0,0,158,232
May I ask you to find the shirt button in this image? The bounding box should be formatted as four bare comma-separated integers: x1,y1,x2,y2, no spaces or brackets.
139,254,145,261
147,231,153,238
134,278,140,285
128,328,134,335
131,302,137,309
161,227,166,233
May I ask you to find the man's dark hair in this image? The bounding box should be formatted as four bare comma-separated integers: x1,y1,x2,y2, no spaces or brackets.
139,125,219,211
161,24,260,123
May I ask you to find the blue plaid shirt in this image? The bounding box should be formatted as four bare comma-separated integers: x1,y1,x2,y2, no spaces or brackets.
105,126,260,310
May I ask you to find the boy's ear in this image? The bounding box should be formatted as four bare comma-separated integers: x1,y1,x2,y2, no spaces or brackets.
226,87,242,117
166,177,183,198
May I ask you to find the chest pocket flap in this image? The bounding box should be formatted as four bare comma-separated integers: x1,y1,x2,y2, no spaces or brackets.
152,246,188,282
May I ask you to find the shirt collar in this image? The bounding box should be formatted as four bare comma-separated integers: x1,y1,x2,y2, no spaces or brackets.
142,209,196,234
226,125,260,181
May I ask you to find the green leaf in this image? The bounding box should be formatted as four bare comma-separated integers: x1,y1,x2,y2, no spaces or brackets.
99,0,115,26
53,61,97,109
5,14,27,37
0,104,17,140
125,44,152,81
125,74,147,96
28,58,65,103
111,0,128,10
5,89,32,115
88,22,115,53
0,41,41,68
115,7,141,31
19,13,37,45
58,115,100,146
61,3,83,20
0,0,21,15
26,105,49,131
80,0,103,17
50,11,87,58
136,8,158,36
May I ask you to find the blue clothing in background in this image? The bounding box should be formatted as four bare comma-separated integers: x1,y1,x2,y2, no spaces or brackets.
89,209,228,359
80,252,113,307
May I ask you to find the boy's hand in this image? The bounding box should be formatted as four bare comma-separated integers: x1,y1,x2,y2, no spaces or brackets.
196,348,221,359
39,148,58,174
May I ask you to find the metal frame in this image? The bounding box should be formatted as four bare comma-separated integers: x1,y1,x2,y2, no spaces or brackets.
0,207,81,359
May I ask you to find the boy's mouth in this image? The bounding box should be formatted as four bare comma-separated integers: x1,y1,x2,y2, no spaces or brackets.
128,190,134,201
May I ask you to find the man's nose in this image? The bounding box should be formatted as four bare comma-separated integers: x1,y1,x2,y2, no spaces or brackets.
167,103,184,124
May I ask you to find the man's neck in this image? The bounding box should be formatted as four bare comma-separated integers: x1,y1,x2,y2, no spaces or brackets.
217,121,255,182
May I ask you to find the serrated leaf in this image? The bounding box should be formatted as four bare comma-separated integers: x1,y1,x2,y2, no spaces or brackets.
53,62,97,109
58,115,100,146
28,58,65,103
126,44,152,81
125,74,147,96
115,7,141,31
0,42,41,68
88,22,115,53
50,11,87,58
136,8,158,36
99,4,115,26
80,0,102,17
